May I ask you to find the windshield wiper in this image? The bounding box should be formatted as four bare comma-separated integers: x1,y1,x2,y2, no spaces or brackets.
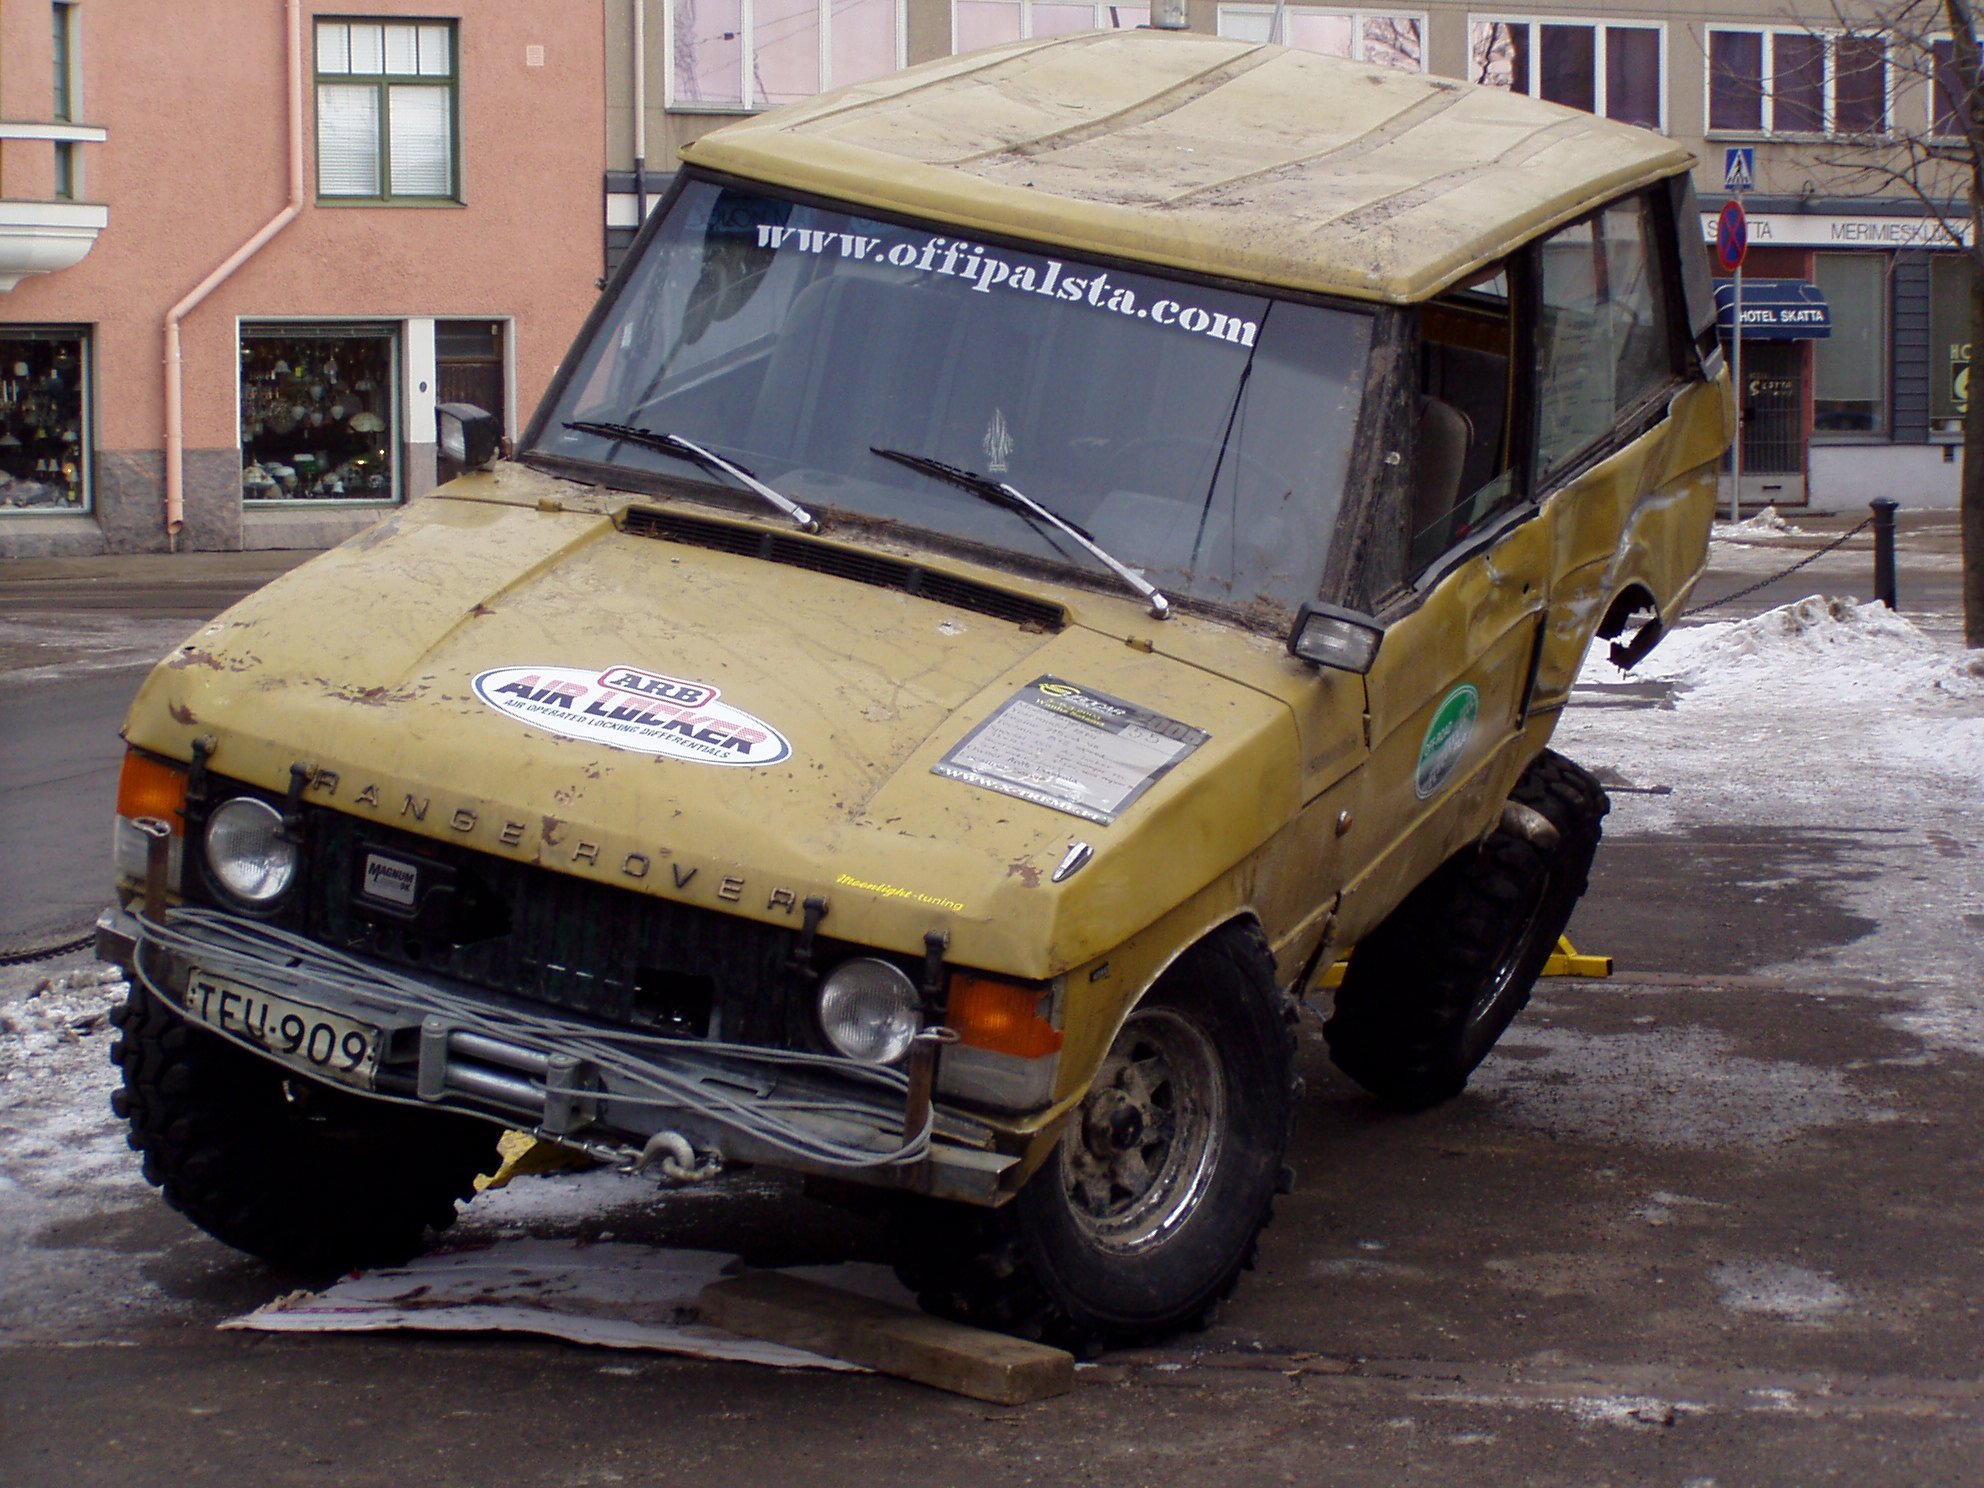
870,448,1169,620
565,420,818,533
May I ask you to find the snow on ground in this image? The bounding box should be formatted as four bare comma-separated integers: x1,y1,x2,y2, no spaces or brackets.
0,953,168,1338
0,613,196,681
1556,594,1984,1050
1711,505,1810,540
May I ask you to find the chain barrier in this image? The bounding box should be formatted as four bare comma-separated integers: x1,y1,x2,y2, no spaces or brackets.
1683,515,1874,618
0,929,97,968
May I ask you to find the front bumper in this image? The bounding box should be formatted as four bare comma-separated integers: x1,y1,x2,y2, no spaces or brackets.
98,904,1016,1204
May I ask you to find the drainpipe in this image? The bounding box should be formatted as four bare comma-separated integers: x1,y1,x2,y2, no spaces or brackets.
161,0,304,547
632,0,648,226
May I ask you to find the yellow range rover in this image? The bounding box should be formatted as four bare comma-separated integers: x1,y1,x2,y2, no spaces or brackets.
102,32,1730,1347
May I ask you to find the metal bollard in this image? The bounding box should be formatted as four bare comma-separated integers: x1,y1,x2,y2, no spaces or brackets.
1870,498,1898,609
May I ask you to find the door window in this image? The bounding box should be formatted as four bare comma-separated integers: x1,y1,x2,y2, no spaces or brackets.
1534,195,1676,478
1409,267,1518,573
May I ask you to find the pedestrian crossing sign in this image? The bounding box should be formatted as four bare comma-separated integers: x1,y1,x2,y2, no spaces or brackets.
1724,147,1755,193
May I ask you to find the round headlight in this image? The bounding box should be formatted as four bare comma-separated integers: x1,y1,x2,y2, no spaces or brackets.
817,958,921,1065
203,796,299,906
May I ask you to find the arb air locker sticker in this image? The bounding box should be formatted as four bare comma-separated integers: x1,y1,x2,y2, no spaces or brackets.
935,677,1208,825
472,664,792,766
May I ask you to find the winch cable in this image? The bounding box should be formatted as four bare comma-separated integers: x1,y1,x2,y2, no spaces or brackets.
132,908,934,1170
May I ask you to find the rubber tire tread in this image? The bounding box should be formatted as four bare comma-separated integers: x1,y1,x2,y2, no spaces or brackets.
108,983,502,1272
1324,749,1608,1111
891,922,1297,1354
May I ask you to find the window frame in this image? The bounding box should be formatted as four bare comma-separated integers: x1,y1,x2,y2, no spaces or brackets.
664,0,909,114
0,324,93,517
1703,25,1892,140
1529,189,1690,488
52,2,79,199
950,0,1150,50
313,17,461,204
1929,35,1970,140
1467,15,1669,133
1810,251,1890,439
1214,5,1429,71
238,320,404,508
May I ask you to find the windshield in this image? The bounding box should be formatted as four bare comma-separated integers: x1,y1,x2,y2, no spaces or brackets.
528,178,1374,616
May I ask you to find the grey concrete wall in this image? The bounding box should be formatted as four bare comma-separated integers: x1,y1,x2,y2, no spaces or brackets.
1810,444,1962,512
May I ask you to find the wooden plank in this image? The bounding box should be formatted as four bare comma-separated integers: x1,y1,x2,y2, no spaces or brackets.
698,1271,1074,1406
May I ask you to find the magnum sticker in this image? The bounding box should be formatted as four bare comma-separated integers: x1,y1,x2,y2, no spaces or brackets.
472,663,792,767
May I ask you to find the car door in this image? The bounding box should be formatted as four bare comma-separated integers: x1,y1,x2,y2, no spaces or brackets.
1335,191,1693,945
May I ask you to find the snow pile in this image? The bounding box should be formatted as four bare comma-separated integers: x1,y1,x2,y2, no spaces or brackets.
1596,595,1984,704
1711,505,1808,541
0,962,129,1084
1559,593,1984,1003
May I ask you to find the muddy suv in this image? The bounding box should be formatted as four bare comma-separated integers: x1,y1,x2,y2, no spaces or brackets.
101,31,1730,1347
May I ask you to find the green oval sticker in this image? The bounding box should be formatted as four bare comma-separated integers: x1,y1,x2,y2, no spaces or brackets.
1414,683,1479,800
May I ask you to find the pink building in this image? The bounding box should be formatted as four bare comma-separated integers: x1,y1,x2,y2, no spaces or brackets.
0,0,604,557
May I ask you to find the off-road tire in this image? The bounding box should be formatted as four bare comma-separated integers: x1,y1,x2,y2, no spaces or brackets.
892,922,1296,1352
108,982,502,1272
1324,749,1608,1111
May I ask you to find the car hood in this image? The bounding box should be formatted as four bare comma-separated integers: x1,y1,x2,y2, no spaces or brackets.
124,471,1302,977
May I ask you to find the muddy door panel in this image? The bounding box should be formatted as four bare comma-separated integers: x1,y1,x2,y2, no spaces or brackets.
1339,514,1549,946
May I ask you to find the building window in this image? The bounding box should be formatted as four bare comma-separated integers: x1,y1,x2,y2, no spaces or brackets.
1812,253,1887,435
1469,18,1664,130
668,0,906,111
1706,28,1888,137
1216,6,1424,71
52,3,78,199
240,325,399,503
1930,253,1971,433
953,1,1149,53
0,327,90,513
1931,38,1966,137
315,19,457,200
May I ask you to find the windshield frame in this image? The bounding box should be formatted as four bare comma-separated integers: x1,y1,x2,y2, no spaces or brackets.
520,167,1397,627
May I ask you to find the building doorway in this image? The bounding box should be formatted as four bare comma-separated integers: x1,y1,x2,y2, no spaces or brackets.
436,320,504,482
1740,341,1806,506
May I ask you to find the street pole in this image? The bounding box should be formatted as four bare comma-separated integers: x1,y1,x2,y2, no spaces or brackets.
1730,264,1743,523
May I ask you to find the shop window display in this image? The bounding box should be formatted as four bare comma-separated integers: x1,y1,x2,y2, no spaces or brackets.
0,329,89,512
240,327,397,502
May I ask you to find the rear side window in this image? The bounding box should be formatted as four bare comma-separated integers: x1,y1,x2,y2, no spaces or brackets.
1534,195,1678,477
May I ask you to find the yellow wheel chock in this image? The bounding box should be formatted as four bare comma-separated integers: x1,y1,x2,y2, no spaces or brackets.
1316,935,1610,990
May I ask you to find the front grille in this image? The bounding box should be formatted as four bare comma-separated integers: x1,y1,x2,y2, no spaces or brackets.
621,507,1066,631
228,806,811,1049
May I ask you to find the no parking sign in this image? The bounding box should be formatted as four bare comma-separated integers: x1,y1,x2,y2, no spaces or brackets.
1717,200,1748,271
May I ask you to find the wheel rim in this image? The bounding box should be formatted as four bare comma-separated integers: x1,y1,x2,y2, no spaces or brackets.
1057,1007,1226,1256
1466,874,1549,1027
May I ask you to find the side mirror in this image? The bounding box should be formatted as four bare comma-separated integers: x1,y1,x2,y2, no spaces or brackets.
1287,600,1384,674
437,402,502,471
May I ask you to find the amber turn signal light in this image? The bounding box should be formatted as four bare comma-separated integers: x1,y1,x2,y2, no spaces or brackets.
947,974,1063,1059
116,750,189,833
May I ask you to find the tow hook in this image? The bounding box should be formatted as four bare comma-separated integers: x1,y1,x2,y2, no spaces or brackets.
632,1130,724,1186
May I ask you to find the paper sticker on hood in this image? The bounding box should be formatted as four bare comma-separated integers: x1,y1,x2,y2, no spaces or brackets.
935,676,1208,825
472,664,792,766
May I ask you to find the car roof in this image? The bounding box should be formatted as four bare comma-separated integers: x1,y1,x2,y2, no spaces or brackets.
680,30,1696,305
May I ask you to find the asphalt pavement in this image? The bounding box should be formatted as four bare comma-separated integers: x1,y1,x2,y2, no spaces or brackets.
1,514,1979,1487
